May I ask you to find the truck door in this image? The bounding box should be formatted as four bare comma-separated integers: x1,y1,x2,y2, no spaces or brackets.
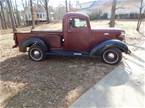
64,17,91,51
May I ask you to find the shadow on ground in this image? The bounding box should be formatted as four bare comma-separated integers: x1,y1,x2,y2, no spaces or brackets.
0,54,117,108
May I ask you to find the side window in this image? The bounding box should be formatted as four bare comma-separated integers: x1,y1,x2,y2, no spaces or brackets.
69,18,87,28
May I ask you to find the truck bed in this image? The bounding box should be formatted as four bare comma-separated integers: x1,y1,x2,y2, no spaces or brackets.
14,30,63,49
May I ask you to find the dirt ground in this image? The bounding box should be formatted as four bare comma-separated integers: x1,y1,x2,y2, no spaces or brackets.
0,20,144,108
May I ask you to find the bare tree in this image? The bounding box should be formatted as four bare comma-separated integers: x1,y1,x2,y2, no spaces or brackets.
38,0,50,23
0,0,7,29
65,0,68,12
6,0,17,32
136,0,145,31
109,0,117,27
14,0,21,26
11,0,18,28
30,0,35,29
0,10,4,29
44,0,50,23
22,0,29,26
54,5,66,20
22,0,26,25
7,0,18,27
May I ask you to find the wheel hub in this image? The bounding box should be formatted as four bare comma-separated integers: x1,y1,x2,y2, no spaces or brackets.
107,53,115,59
34,50,40,56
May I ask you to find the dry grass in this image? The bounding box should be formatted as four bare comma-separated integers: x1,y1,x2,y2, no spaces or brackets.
0,20,145,108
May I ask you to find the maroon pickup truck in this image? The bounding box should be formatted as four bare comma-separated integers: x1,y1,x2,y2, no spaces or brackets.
13,12,130,65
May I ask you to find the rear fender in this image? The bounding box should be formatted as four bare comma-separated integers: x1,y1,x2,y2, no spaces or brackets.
19,37,48,52
90,39,130,56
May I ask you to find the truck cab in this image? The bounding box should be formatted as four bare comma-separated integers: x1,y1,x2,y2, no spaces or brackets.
63,13,91,51
13,12,130,65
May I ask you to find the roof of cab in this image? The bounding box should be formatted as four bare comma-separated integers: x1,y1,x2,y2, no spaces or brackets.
64,12,89,19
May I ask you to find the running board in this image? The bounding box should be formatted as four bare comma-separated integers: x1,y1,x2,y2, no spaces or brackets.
46,50,89,57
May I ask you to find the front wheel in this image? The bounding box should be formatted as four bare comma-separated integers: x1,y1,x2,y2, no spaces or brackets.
28,45,46,61
102,48,122,65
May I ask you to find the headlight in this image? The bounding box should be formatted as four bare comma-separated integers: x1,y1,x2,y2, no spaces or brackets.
120,31,126,42
121,31,126,36
119,31,126,38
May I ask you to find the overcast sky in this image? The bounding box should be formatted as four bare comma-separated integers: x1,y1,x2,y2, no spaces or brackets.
49,0,95,6
12,0,95,10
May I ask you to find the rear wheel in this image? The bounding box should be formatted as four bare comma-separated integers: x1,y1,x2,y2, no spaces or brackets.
28,45,46,61
102,48,122,65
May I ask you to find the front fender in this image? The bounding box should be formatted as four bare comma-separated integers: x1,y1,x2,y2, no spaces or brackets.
90,39,130,56
19,37,48,52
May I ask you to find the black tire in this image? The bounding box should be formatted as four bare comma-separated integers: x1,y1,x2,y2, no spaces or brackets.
101,48,122,65
28,45,46,61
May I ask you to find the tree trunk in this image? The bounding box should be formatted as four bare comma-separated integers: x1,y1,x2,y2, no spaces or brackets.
15,0,21,26
30,0,35,29
136,17,143,31
22,0,28,26
65,0,68,12
109,0,117,27
6,0,17,32
0,10,4,29
6,6,12,28
44,0,50,23
0,1,7,29
12,10,18,28
9,0,18,27
136,0,144,31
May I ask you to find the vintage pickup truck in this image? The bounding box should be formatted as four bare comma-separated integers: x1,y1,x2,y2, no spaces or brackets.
13,12,131,65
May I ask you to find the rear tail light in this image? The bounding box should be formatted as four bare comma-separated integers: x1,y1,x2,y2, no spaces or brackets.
13,33,18,48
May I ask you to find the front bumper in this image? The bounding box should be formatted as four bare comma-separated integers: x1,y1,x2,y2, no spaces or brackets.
127,49,131,54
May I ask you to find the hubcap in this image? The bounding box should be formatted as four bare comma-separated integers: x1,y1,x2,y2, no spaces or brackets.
34,50,40,56
107,53,115,59
30,48,43,61
103,50,119,64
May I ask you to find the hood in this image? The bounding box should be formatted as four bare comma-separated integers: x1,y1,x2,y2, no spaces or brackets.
91,27,125,41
